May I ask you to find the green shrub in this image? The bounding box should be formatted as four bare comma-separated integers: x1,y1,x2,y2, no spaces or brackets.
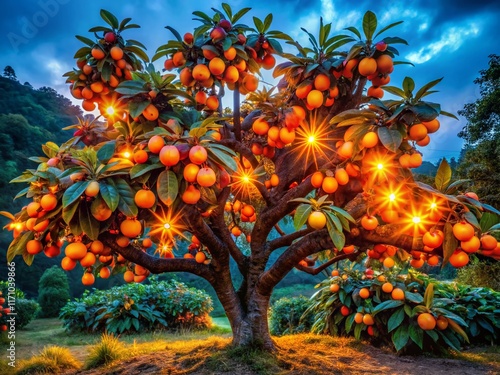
308,265,500,354
269,296,314,336
455,257,500,290
37,266,70,318
0,281,25,299
85,333,124,369
16,299,39,329
60,278,212,334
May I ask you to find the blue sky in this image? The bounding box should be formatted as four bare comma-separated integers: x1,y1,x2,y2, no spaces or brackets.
1,0,499,163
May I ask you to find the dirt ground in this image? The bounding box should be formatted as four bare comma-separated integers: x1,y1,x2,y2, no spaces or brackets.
73,334,499,375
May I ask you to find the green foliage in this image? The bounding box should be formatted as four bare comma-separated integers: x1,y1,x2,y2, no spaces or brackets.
37,266,70,318
269,296,314,336
15,299,40,329
0,280,25,298
456,257,500,291
307,267,500,353
84,333,124,370
59,279,213,334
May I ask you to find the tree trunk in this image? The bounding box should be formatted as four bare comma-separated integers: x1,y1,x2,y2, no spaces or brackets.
231,290,275,351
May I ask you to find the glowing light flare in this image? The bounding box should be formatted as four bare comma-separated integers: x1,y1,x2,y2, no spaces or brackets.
149,206,186,246
430,202,437,209
377,163,384,170
389,193,396,202
106,106,115,116
122,151,131,159
365,151,397,182
412,216,421,224
373,183,407,212
293,116,335,168
230,165,260,199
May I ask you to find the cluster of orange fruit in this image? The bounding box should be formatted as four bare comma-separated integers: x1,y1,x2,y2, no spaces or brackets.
68,32,137,114
250,105,306,157
164,22,270,110
223,200,256,241
0,292,9,332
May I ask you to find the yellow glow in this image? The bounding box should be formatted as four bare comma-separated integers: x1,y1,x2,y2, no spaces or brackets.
149,206,186,248
106,106,115,115
15,223,23,230
242,175,250,183
230,164,260,199
163,222,171,230
389,193,396,202
412,216,421,224
293,115,335,168
123,151,131,158
377,163,384,170
430,202,437,209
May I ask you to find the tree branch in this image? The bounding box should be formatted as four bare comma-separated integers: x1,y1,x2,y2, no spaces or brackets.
274,224,285,236
295,251,363,275
268,228,314,252
233,83,241,142
101,233,214,282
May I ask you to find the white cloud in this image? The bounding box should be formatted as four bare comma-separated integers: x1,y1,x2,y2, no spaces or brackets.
406,23,480,64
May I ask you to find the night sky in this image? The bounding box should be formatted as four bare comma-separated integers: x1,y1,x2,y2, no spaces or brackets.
1,0,499,163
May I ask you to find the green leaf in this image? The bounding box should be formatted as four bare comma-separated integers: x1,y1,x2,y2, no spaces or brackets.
124,45,150,62
325,218,345,251
372,299,404,314
97,141,116,164
423,283,434,309
263,13,273,33
464,211,481,230
392,324,409,352
362,11,377,41
345,26,362,40
294,204,313,231
480,212,500,233
408,324,424,349
130,162,163,180
199,187,217,205
128,101,151,119
442,222,458,267
157,170,178,207
404,291,423,304
402,77,415,97
114,178,138,217
79,202,100,241
207,147,237,172
231,7,251,24
353,322,363,340
100,9,119,29
62,181,90,207
435,158,452,191
115,80,148,97
253,17,264,33
377,127,403,153
62,200,80,225
440,110,459,120
374,21,403,38
414,78,443,101
387,308,405,332
7,231,33,263
99,181,120,212
75,35,95,47
382,85,407,99
382,36,408,45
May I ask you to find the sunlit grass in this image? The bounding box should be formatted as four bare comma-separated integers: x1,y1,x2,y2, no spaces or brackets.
15,345,81,375
84,333,125,369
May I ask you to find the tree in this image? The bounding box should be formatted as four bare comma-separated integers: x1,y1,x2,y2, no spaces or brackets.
457,54,500,206
2,6,499,351
3,66,17,81
37,266,70,317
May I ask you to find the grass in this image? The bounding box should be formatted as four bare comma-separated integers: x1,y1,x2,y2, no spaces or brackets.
84,333,125,369
15,345,81,375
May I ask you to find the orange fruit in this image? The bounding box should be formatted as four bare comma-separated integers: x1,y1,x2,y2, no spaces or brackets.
436,316,448,330
206,95,219,110
40,194,57,211
311,171,324,188
135,189,156,209
124,270,135,283
308,211,327,230
338,141,354,159
172,51,186,66
367,86,384,98
382,282,394,293
383,257,395,268
159,145,181,167
270,174,280,187
61,256,76,271
195,251,206,263
252,118,269,136
279,127,296,144
85,180,100,197
90,240,104,254
481,234,498,250
179,67,194,86
189,145,208,164
422,119,440,134
363,314,375,325
321,176,338,194
314,74,331,91
334,168,349,185
391,288,405,300
224,47,237,60
358,57,377,76
261,54,276,70
376,55,393,74
452,222,475,241
80,252,96,267
361,215,378,230
44,245,61,258
27,202,42,218
330,284,340,293
417,313,436,330
116,236,130,247
242,75,259,92
208,57,225,75
99,267,111,279
197,167,217,187
427,255,440,266
416,135,431,147
354,312,364,324
182,185,201,204
359,288,370,299
223,66,239,83
361,132,379,148
296,82,312,99
408,153,423,168
26,240,43,255
133,150,149,164
306,90,324,108
192,64,211,82
110,46,123,60
461,236,480,253
423,231,444,248
65,242,87,260
120,219,142,238
449,250,469,267
148,135,165,154
183,163,200,183
380,209,399,223
409,123,428,141
195,91,207,105
142,104,159,121
91,47,105,60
